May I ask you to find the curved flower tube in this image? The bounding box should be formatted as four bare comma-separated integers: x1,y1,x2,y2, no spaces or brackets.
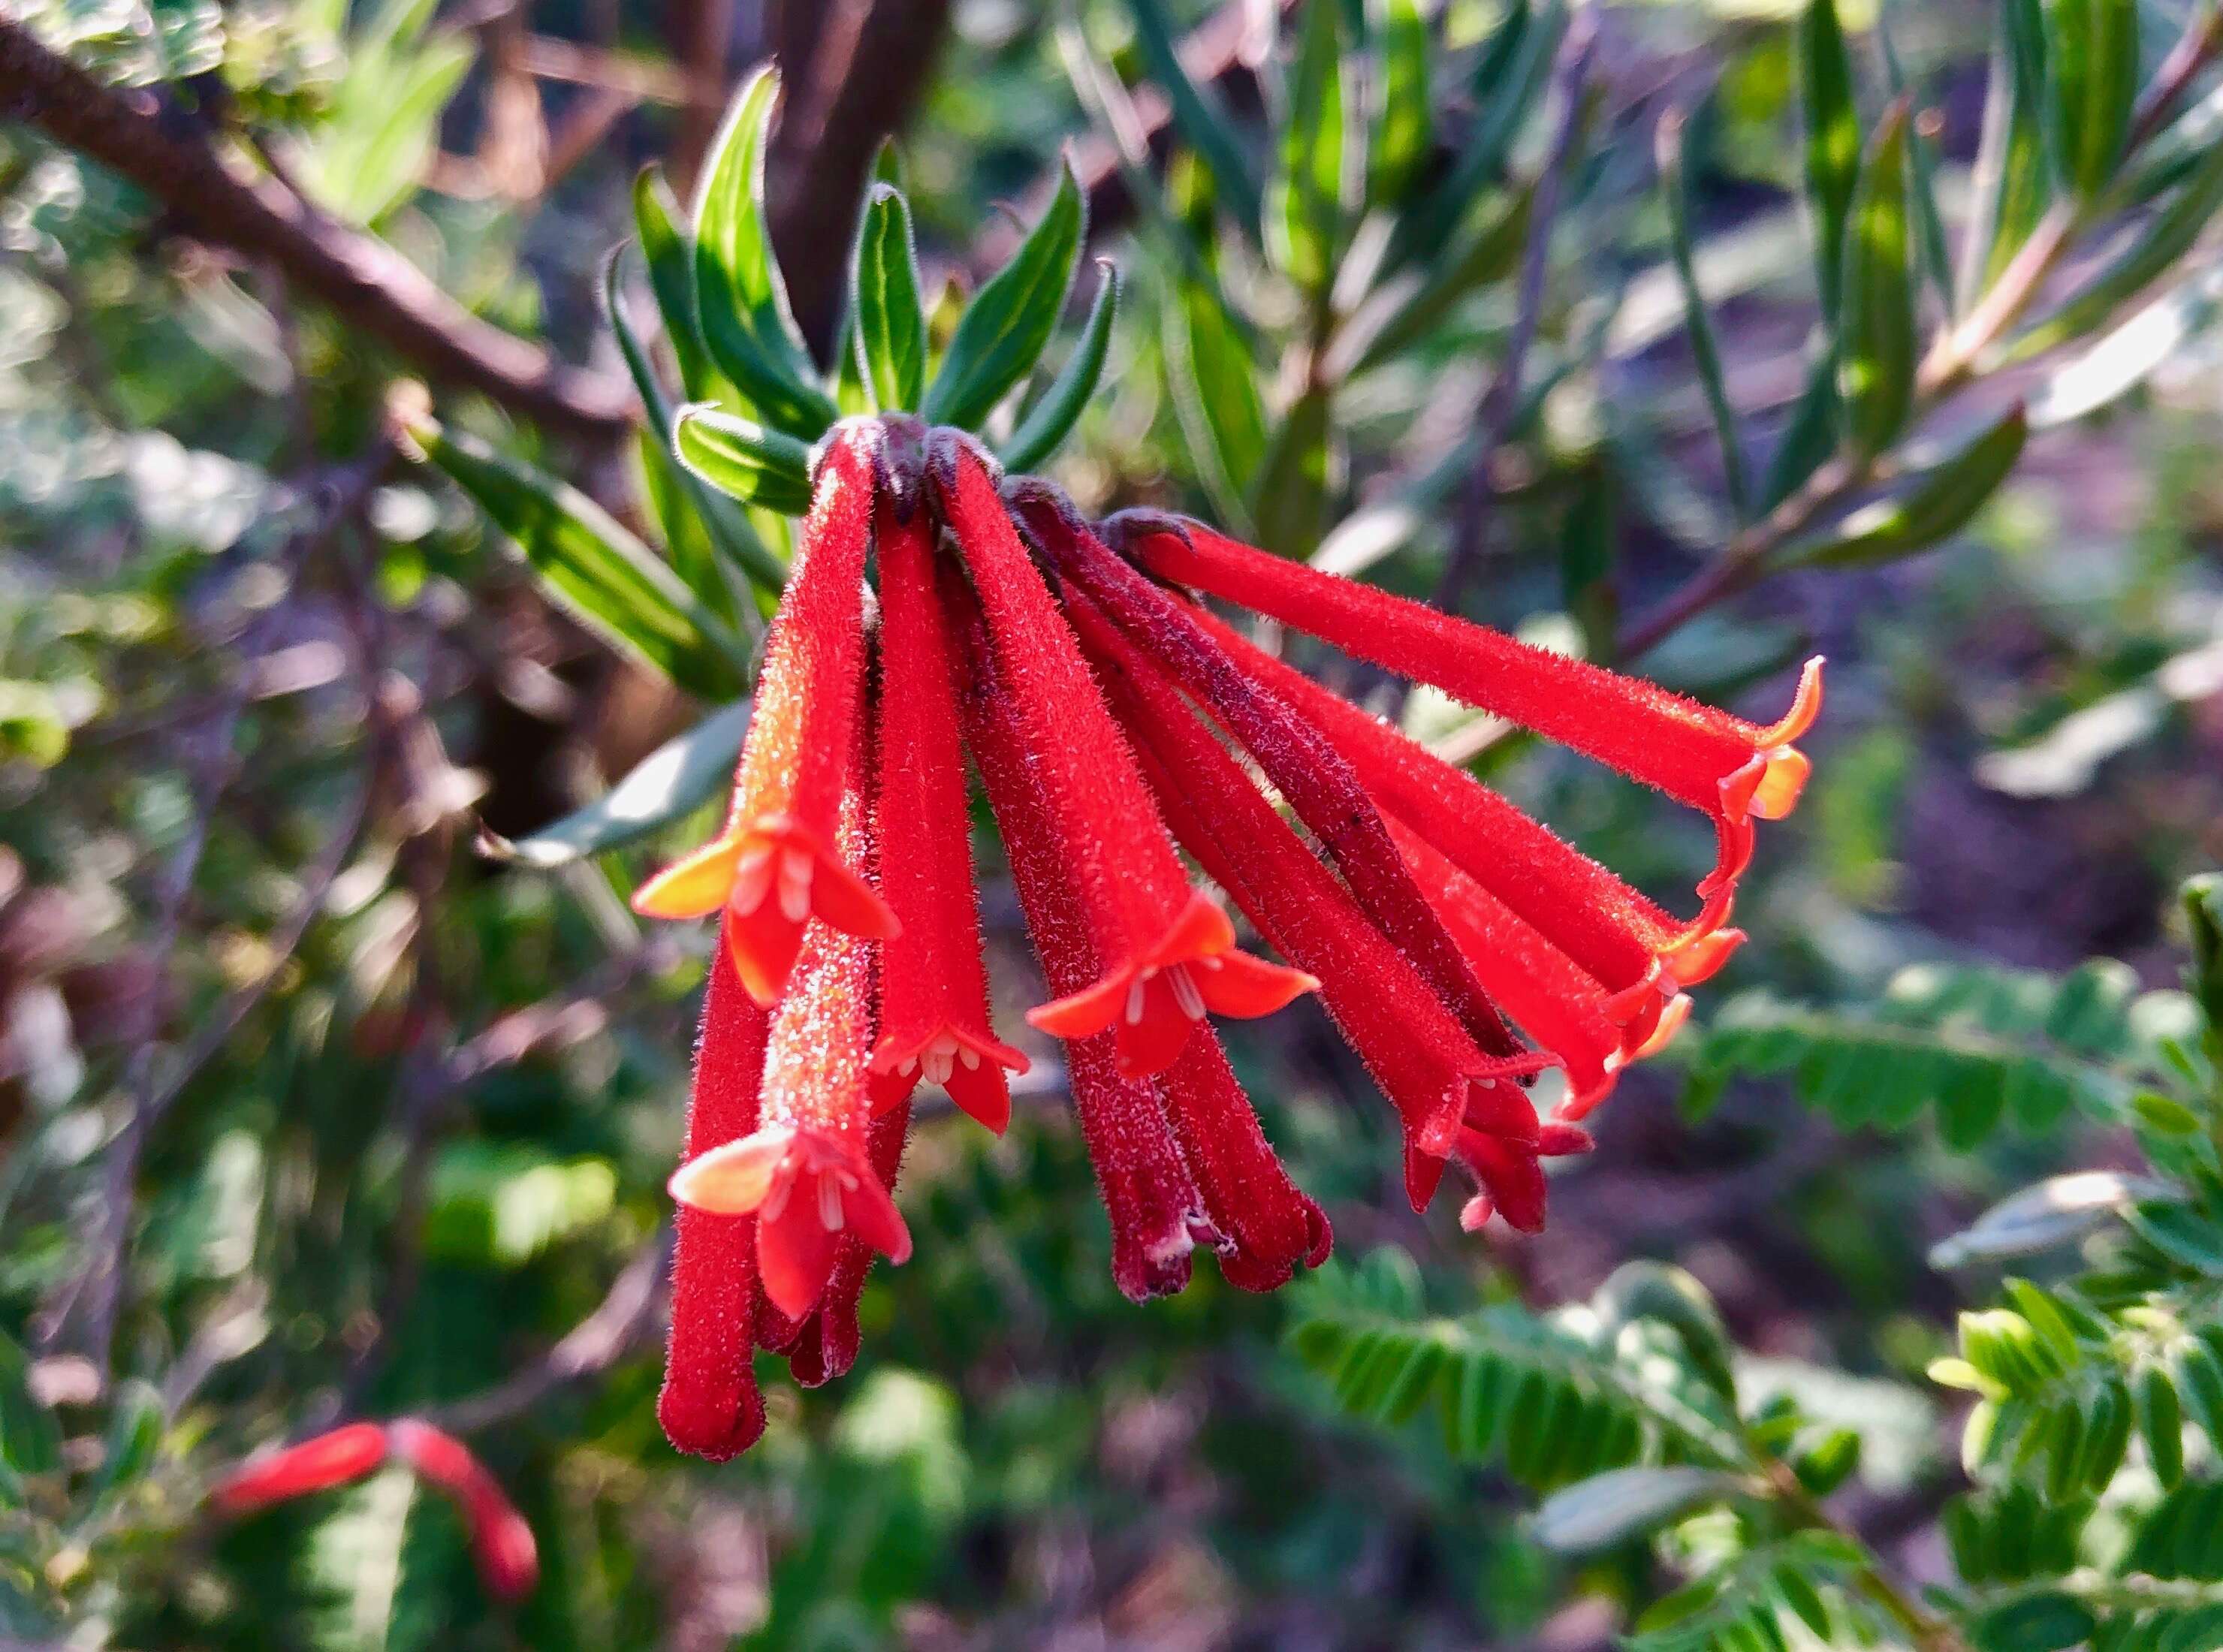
1105,512,1822,892
932,436,1314,1079
634,421,898,1005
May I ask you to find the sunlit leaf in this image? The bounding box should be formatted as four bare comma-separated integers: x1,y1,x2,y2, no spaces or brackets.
922,159,1086,431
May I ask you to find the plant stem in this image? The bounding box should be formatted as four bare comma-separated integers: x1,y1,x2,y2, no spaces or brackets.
1616,4,2223,661
1761,1459,1974,1652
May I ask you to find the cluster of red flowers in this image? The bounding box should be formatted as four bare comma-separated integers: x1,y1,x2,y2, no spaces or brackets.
637,417,1820,1461
209,1418,538,1600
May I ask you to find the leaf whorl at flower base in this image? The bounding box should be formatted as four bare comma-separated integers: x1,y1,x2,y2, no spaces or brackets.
629,415,1821,1460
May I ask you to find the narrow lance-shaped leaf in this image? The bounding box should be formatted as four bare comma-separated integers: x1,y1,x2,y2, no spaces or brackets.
1341,185,1531,375
851,183,929,413
1368,0,1431,209
1249,383,1335,559
1001,260,1121,475
922,158,1086,430
1875,5,1957,315
416,420,748,703
1393,0,1560,267
2012,134,2223,358
1531,1467,1739,1554
604,251,786,607
1657,105,1750,520
1265,0,1352,297
673,406,815,517
1837,101,1917,459
691,68,839,436
1166,270,1269,530
1799,0,1861,325
1965,0,2056,295
0,1330,60,1479
480,699,750,869
634,166,713,399
1779,402,2027,568
1126,0,1263,229
2045,0,2139,200
1760,340,1841,510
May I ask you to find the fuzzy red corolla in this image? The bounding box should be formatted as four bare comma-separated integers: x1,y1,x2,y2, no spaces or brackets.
633,422,898,1005
931,436,1314,1080
1072,595,1571,1227
388,1421,541,1602
657,935,772,1461
868,484,1027,1130
666,737,909,1321
1107,513,1822,897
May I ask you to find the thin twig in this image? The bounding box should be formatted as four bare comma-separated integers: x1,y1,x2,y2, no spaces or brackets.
0,20,633,438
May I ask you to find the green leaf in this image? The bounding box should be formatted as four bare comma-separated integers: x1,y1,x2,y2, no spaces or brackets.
674,405,816,517
0,1331,59,1479
2031,261,2223,428
2044,0,2138,200
1249,385,1335,559
94,1378,164,1499
1340,185,1531,374
605,251,785,610
1760,342,1841,509
1929,1169,2175,1268
1966,0,2056,297
425,1144,619,1266
1836,101,1917,458
1530,1466,1738,1554
692,68,839,436
1591,1262,1737,1403
2125,1201,2223,1274
1001,261,1121,475
923,159,1087,431
2013,136,2223,357
852,184,929,414
1657,105,1749,520
1971,1593,2098,1652
1799,0,1861,324
1368,0,1431,208
1394,0,1560,267
1265,0,1351,297
418,420,748,702
1875,5,1956,315
478,699,750,870
1780,402,2026,568
1125,0,1262,228
1165,273,1269,529
633,167,714,400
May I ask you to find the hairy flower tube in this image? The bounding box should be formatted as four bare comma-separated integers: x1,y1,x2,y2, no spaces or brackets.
210,1419,539,1601
633,416,1819,1459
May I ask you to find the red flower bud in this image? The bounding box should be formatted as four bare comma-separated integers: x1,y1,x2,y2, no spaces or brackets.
209,1422,388,1515
659,935,771,1462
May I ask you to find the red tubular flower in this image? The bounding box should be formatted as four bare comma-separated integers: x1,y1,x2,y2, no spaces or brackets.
209,1422,388,1515
387,1421,541,1602
633,422,898,1005
1107,514,1823,892
869,485,1027,1130
1074,596,1567,1224
1023,493,1526,1066
931,436,1314,1079
1156,1033,1332,1291
773,1095,912,1388
667,740,910,1322
659,933,771,1461
955,594,1211,1298
1189,606,1745,1030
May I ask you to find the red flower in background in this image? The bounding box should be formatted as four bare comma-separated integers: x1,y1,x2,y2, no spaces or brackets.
635,415,1821,1458
210,1420,539,1602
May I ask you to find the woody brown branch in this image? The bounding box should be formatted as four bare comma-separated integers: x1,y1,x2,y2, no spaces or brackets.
0,18,635,439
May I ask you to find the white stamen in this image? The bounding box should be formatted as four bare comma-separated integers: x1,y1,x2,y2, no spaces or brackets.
731,844,777,915
777,847,813,923
1167,963,1206,1020
957,1045,981,1071
817,1171,845,1231
1196,954,1224,971
759,1171,793,1222
1124,977,1148,1026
